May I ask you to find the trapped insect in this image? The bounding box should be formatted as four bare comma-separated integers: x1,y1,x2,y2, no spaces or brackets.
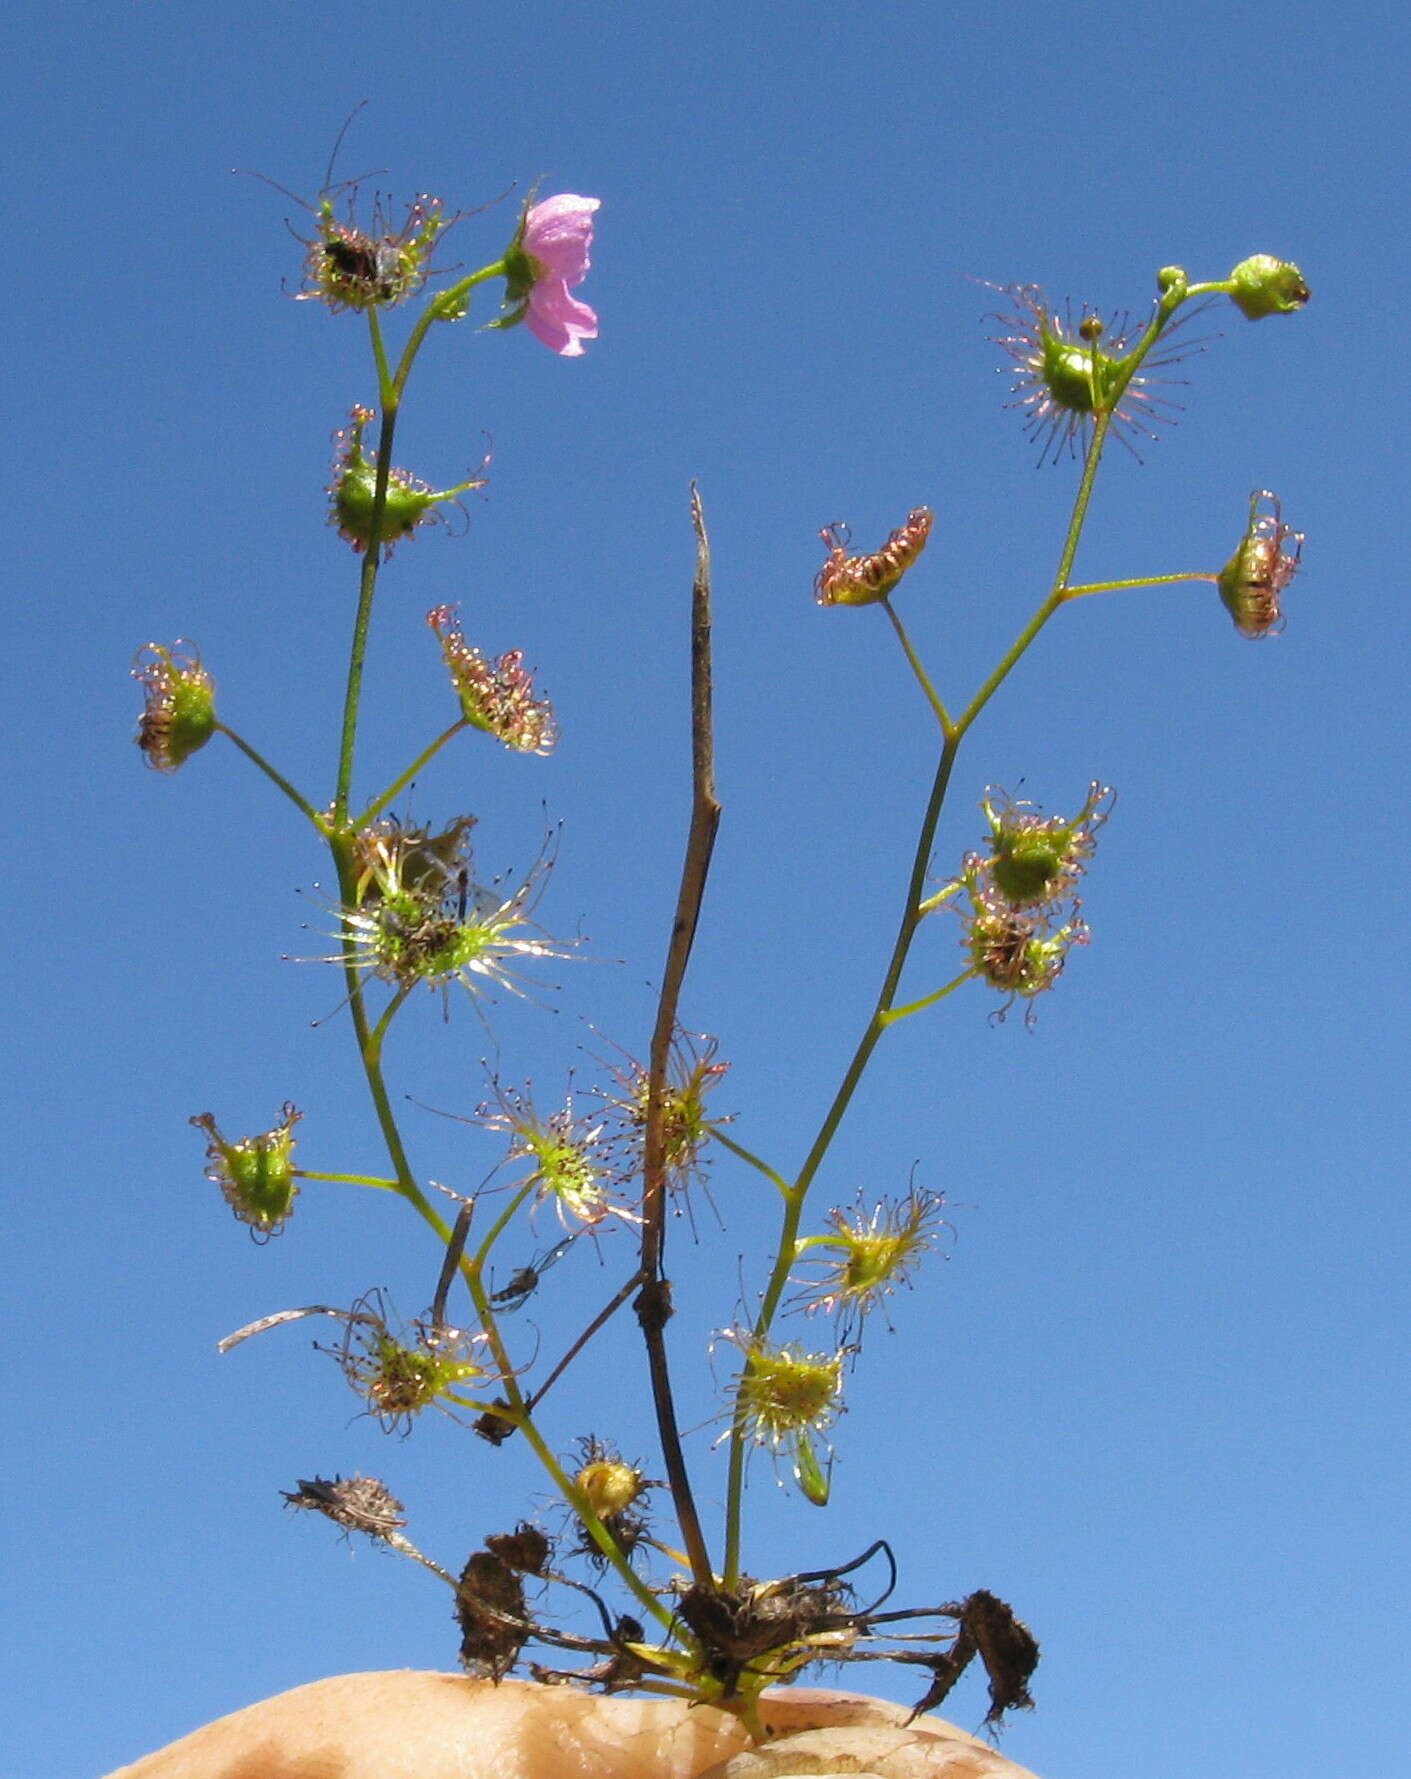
490,1231,583,1311
236,104,448,313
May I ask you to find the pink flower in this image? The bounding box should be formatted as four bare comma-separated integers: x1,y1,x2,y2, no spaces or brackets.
521,194,600,356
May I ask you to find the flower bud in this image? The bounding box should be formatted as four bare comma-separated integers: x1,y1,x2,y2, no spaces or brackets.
814,508,933,607
427,606,557,754
1218,490,1303,638
336,821,571,1004
980,781,1112,909
1227,255,1310,320
325,1290,494,1433
133,642,216,772
960,877,1089,1024
576,1454,649,1519
989,282,1198,462
725,1335,846,1465
190,1102,301,1239
570,1436,655,1562
792,1186,948,1339
792,1432,831,1507
329,408,487,554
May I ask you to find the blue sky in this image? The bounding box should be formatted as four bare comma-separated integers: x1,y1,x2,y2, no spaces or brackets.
6,3,1408,1776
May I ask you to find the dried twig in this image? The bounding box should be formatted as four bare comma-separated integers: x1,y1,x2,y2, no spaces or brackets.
637,484,722,1588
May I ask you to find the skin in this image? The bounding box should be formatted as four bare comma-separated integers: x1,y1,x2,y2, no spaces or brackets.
103,1676,1043,1779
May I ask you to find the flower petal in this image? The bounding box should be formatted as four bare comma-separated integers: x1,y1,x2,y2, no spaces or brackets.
523,194,600,283
526,281,599,357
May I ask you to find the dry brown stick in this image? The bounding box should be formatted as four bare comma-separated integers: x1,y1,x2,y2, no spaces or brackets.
637,484,722,1589
525,1268,647,1413
430,1202,475,1334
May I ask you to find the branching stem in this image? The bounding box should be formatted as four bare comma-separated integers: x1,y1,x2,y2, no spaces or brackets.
721,405,1124,1582
215,725,322,826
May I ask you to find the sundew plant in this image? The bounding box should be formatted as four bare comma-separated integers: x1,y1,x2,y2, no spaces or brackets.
133,133,1309,1739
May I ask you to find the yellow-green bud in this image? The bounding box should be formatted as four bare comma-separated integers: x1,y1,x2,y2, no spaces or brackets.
568,1437,654,1564
577,1457,648,1518
731,1337,845,1452
133,642,217,773
327,1291,493,1433
793,1432,831,1507
1218,490,1302,637
1228,255,1310,320
329,407,487,554
191,1103,301,1240
814,508,933,607
427,606,558,754
980,782,1111,909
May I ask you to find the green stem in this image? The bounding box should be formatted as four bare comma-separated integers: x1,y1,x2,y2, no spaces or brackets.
296,1170,402,1190
954,409,1112,741
915,880,964,918
412,1179,677,1628
356,721,470,829
215,724,323,826
880,598,954,737
954,589,1063,740
369,983,413,1052
390,263,505,400
880,970,976,1024
309,277,687,1654
322,874,660,1615
369,308,394,411
722,731,962,1582
713,1130,792,1201
722,399,1131,1579
470,1180,539,1275
613,1680,699,1702
332,265,509,821
519,1410,680,1635
1062,571,1213,602
323,841,442,1236
1105,278,1204,410
332,401,399,823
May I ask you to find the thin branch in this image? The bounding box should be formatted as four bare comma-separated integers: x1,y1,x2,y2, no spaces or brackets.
526,1268,647,1411
637,483,722,1589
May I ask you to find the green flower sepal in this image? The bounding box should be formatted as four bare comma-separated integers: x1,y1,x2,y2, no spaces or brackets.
1227,255,1310,320
133,642,217,773
328,407,487,553
191,1103,302,1240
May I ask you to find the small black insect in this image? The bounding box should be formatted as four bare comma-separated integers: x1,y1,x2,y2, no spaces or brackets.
235,103,443,314
322,233,402,302
489,1231,582,1312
